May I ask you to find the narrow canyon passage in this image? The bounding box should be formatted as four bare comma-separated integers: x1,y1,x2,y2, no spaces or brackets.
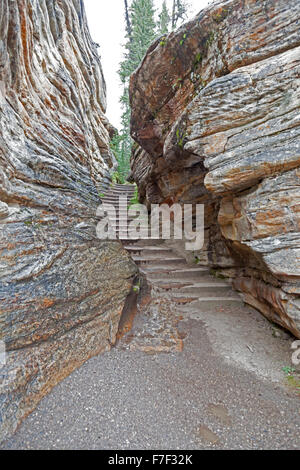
1,0,300,450
2,184,299,450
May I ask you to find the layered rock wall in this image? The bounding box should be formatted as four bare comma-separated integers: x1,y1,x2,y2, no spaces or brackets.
0,0,136,441
130,0,300,337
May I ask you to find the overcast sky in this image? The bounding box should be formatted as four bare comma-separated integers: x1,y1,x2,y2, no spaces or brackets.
84,0,210,129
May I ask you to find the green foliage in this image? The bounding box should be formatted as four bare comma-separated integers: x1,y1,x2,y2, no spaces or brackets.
172,77,184,91
213,8,229,24
116,0,192,183
118,0,157,182
111,171,124,184
176,127,187,148
129,185,139,206
159,0,190,36
119,0,157,84
171,0,189,30
282,366,296,375
179,32,187,45
206,31,215,47
133,278,141,293
193,52,202,68
110,133,130,184
282,366,300,394
158,1,170,35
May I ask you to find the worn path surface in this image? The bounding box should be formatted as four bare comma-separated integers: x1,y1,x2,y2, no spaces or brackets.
2,313,299,450
2,185,300,450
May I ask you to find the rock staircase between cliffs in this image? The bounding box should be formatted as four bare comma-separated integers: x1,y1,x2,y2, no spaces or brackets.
99,184,243,314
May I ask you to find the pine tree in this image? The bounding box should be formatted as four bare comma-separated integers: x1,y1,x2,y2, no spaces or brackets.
158,1,170,36
124,0,132,40
116,0,157,182
125,0,157,68
110,132,130,184
171,0,189,29
114,0,190,183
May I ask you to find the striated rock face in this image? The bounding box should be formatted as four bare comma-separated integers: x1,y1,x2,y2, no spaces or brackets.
130,0,300,337
0,0,136,441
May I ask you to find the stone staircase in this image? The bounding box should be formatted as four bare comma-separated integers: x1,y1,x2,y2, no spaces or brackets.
99,184,243,312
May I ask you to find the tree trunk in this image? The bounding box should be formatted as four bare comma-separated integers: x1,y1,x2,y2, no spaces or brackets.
124,0,132,40
171,0,176,29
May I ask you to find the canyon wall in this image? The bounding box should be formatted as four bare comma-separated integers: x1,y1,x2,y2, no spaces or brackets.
0,0,136,441
130,0,300,337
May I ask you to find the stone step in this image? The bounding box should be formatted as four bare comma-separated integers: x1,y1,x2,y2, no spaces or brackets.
117,235,136,239
181,296,243,310
108,189,135,193
104,197,134,201
108,220,148,224
102,190,134,194
111,188,134,191
110,186,134,189
100,202,131,207
148,267,210,278
103,190,134,193
129,239,165,247
100,201,131,205
101,197,133,201
157,293,242,306
124,246,173,256
109,231,150,237
107,210,133,214
101,195,132,199
105,220,141,225
139,262,194,273
99,210,131,214
132,254,185,261
155,282,231,295
150,279,229,287
147,278,213,288
131,253,185,260
111,185,135,189
113,190,135,193
108,209,138,213
110,230,159,236
133,257,186,267
105,217,135,220
146,275,219,284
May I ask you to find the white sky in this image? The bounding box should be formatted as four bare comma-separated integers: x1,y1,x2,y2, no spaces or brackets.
84,0,211,129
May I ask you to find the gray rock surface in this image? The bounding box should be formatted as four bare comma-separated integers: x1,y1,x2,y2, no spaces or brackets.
0,0,136,442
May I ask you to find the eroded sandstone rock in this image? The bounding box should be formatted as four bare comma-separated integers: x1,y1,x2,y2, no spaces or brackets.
0,0,136,442
130,0,300,337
